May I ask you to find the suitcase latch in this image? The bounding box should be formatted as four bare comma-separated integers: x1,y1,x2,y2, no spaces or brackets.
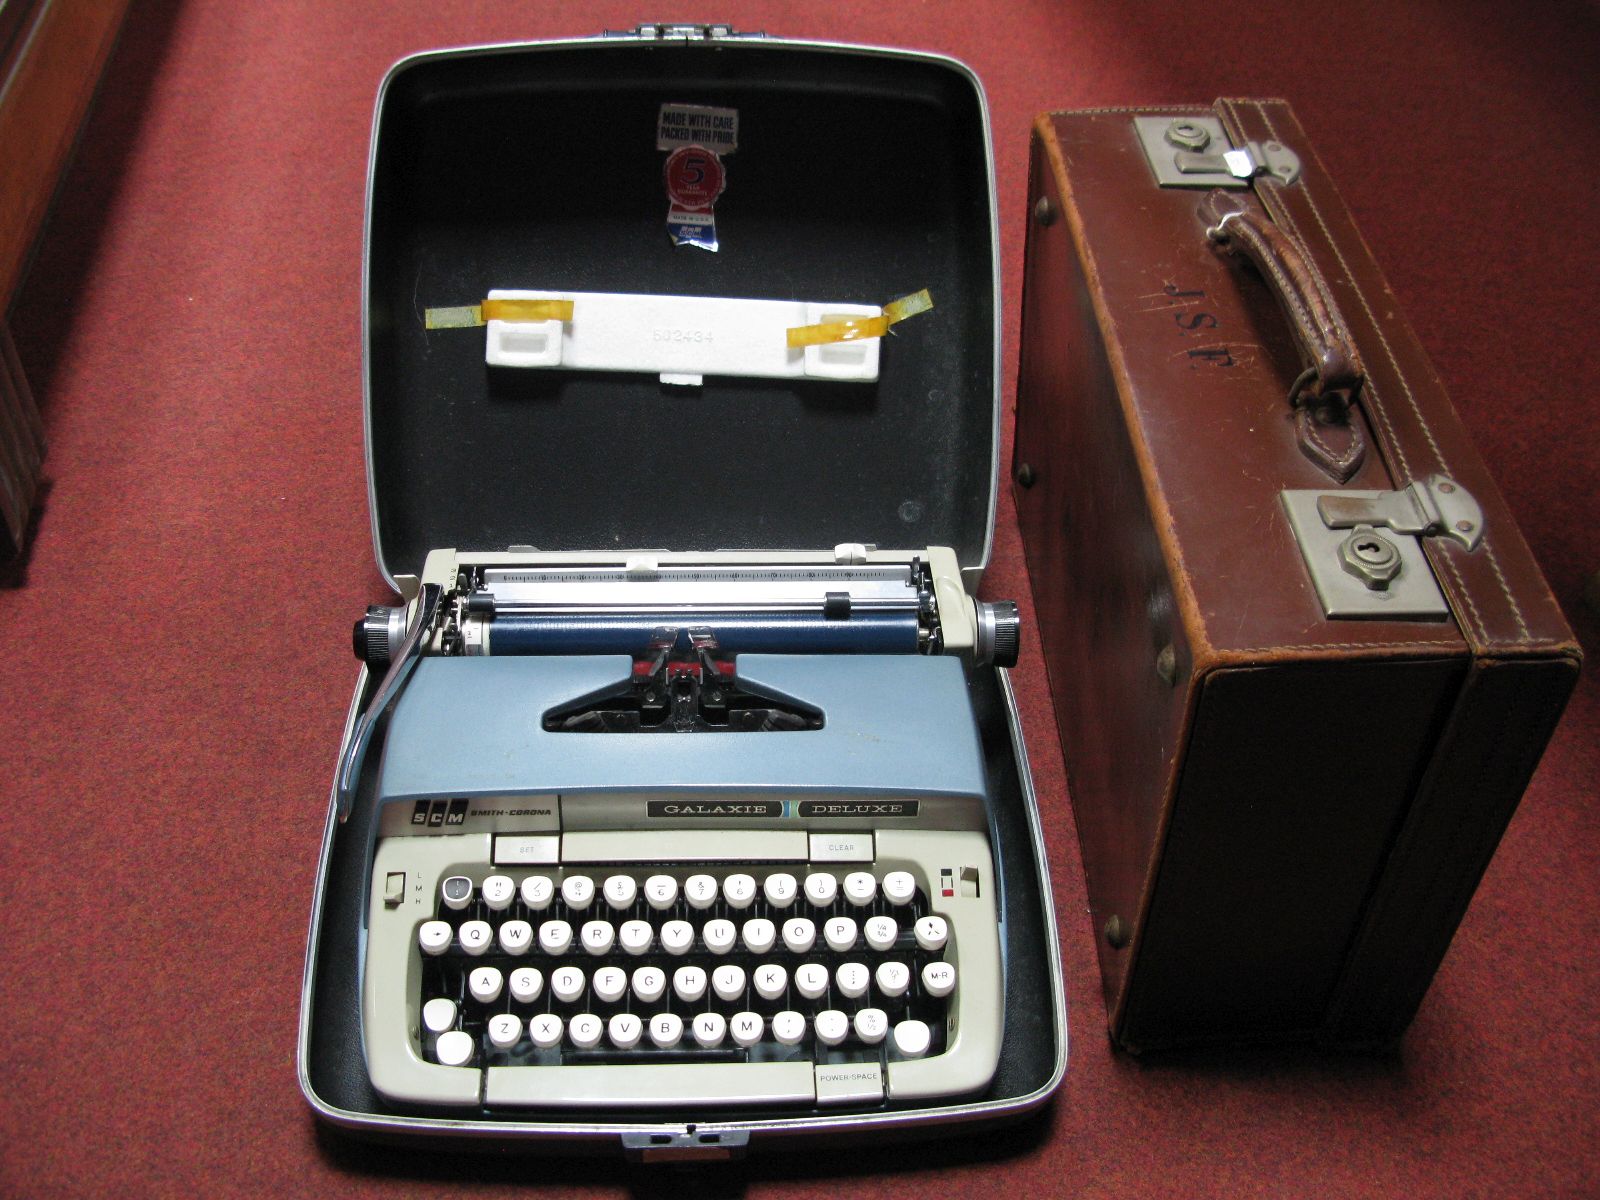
1281,476,1484,619
1134,116,1301,189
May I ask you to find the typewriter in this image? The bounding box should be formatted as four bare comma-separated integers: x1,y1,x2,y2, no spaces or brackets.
342,542,1021,1111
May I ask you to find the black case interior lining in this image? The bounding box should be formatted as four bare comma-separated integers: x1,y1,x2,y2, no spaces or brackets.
366,43,996,574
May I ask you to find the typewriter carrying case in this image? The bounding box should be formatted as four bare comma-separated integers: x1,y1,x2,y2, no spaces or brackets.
1013,100,1579,1052
296,29,1065,1155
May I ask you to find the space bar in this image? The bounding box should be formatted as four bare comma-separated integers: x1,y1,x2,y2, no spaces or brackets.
484,1061,816,1108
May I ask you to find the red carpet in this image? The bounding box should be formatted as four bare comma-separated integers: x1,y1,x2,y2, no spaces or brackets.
2,2,1597,1196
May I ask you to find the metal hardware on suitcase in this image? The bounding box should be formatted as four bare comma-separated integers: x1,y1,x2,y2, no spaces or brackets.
297,29,1065,1155
1014,99,1579,1052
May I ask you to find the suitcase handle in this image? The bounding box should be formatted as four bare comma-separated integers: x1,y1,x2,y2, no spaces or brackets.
1201,190,1368,482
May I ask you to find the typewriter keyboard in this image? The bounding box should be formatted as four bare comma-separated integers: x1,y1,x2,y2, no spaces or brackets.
362,830,1001,1109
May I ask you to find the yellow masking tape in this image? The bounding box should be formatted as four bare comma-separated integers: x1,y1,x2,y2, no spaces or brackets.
785,288,933,348
480,298,576,323
424,298,576,330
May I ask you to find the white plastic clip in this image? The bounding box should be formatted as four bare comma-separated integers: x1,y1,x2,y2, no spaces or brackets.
483,289,883,383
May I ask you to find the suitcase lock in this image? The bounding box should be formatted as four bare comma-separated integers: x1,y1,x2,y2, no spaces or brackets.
1134,116,1301,189
1281,476,1483,619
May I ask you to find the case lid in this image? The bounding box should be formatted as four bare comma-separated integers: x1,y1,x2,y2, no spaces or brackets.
363,34,999,587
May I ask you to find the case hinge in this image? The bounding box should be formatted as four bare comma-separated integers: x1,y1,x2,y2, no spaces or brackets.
1135,115,1300,189
1281,476,1484,619
608,23,763,39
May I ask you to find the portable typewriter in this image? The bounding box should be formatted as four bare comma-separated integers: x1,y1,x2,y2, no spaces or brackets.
344,542,1020,1109
299,30,1064,1151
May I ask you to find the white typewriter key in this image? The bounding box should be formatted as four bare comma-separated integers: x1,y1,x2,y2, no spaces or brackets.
520,875,555,910
703,918,737,955
619,919,653,955
823,916,858,952
561,875,595,910
914,914,949,953
459,920,493,956
865,916,899,952
435,1030,475,1066
608,1013,643,1050
498,919,533,955
422,997,456,1034
684,874,718,910
712,964,747,1002
875,961,911,998
772,1010,807,1046
742,917,777,955
509,967,544,1004
644,874,678,910
921,961,956,998
795,962,829,1000
835,962,870,999
580,920,616,956
469,966,504,1004
753,962,789,1001
660,919,695,955
843,871,877,906
538,919,573,956
854,1008,889,1044
782,917,817,954
692,1011,727,1049
569,1013,603,1049
763,872,798,908
528,1013,564,1049
632,966,667,1004
649,1012,684,1049
592,966,628,1004
551,965,587,1003
893,1019,932,1058
722,873,757,909
673,965,708,1003
440,876,474,911
804,873,838,907
418,920,452,956
488,1013,522,1049
730,1011,764,1048
602,874,638,910
882,870,917,905
481,875,515,911
814,1009,849,1046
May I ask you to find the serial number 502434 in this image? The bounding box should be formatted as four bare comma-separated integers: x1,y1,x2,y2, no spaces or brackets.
652,328,714,343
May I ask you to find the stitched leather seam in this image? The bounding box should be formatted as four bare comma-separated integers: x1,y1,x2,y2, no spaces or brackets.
1226,100,1417,481
1252,102,1452,476
1251,101,1531,647
1300,411,1336,457
1050,105,1213,116
1478,537,1533,640
1226,641,1463,653
1234,221,1319,355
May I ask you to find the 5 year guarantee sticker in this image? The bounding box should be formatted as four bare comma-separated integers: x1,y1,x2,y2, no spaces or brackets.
664,145,726,252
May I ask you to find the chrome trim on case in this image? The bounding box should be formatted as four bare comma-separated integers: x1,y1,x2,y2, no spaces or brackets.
320,33,1040,1147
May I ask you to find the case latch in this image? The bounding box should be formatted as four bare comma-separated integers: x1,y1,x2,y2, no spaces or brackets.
1281,476,1484,619
620,1127,750,1162
1135,115,1300,189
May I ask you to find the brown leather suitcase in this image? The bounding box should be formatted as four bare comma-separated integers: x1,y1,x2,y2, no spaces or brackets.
1013,99,1581,1051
